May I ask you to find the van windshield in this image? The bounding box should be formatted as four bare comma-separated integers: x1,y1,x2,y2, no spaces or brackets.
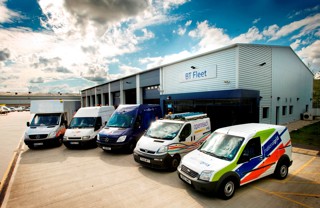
107,108,138,128
69,117,96,128
199,132,244,161
145,121,183,140
30,113,60,127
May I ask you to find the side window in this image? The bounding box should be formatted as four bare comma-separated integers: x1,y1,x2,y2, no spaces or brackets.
96,117,102,127
179,123,191,141
238,137,261,163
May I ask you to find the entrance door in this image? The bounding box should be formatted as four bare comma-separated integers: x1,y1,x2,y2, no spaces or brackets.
276,106,279,124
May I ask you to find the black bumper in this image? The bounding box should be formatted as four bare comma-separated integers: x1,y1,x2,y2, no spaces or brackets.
133,151,174,169
177,170,219,193
24,137,58,146
97,141,129,151
63,139,96,147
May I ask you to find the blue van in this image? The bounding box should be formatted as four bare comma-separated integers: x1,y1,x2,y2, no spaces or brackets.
97,104,162,153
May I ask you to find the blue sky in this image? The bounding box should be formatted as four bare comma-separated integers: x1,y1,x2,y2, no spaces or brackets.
0,0,319,94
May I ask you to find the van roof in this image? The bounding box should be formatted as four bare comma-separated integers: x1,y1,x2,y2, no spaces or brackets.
215,123,287,138
75,106,114,117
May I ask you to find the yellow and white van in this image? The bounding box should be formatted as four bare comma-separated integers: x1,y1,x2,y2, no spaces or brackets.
177,123,293,199
133,112,211,171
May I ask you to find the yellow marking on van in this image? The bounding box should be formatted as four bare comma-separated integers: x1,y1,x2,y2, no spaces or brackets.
253,186,313,208
194,129,204,134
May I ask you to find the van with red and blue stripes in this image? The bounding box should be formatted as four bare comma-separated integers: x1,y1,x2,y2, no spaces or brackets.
134,112,211,171
177,123,292,199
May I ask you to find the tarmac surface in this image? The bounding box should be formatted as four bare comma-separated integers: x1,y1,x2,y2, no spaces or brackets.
0,113,319,208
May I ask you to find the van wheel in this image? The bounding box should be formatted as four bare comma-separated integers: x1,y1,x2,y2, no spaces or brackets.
64,143,72,149
274,161,289,180
219,178,236,200
127,141,136,154
28,144,35,149
169,155,180,171
56,137,63,147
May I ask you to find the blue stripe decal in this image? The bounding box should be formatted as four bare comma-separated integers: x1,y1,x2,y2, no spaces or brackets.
235,157,262,178
263,132,281,157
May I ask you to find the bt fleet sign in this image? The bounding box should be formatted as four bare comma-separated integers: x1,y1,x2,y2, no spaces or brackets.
181,65,217,82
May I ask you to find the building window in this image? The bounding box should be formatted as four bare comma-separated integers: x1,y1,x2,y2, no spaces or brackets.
289,106,293,114
282,106,287,116
262,107,269,119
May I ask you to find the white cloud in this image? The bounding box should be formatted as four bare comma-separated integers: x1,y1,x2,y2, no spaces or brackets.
162,0,190,10
188,20,231,52
174,20,192,36
290,39,301,50
232,26,263,43
1,0,191,93
185,20,192,27
253,18,261,24
0,0,21,23
297,40,320,72
264,13,320,41
139,50,192,69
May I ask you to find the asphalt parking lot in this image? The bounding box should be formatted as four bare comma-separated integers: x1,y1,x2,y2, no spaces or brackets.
1,114,319,208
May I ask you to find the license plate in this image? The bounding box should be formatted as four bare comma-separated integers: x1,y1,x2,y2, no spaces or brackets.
70,142,79,145
140,157,151,163
34,142,43,146
102,146,111,150
180,174,191,184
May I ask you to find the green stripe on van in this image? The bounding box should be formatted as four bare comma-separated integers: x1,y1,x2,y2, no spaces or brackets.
254,128,275,144
211,145,246,182
210,128,275,182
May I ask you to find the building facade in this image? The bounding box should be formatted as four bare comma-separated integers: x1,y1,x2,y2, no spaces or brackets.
81,44,313,130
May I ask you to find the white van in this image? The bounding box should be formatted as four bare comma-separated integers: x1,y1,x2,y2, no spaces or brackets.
24,100,81,149
133,112,211,171
63,106,115,148
177,123,293,199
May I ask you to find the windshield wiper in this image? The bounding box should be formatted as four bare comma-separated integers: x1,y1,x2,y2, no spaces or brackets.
199,150,229,160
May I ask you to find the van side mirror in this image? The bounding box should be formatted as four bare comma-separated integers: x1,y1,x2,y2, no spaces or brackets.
26,122,30,127
134,122,140,129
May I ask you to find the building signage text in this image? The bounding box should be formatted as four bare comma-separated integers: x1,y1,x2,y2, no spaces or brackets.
181,65,217,82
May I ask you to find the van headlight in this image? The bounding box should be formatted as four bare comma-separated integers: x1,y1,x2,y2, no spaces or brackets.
157,145,168,153
48,131,57,138
96,134,100,141
117,135,127,142
199,170,214,181
24,132,29,139
82,136,90,140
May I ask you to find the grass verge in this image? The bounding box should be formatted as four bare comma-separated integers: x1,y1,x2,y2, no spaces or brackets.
290,121,320,150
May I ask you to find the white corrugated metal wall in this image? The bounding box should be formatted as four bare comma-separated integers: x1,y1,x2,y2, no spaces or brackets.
272,47,313,124
238,45,272,123
162,47,237,94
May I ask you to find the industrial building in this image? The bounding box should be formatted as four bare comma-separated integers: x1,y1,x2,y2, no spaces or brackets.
81,43,314,130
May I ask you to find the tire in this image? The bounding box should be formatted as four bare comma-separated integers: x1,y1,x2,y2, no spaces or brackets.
28,144,35,149
219,178,236,200
64,142,72,149
169,155,180,171
126,140,136,154
56,137,63,147
274,160,289,180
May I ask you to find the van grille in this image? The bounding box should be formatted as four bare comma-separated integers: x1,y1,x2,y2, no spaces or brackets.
68,137,81,140
181,165,198,178
99,136,116,143
29,134,48,139
139,148,156,154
